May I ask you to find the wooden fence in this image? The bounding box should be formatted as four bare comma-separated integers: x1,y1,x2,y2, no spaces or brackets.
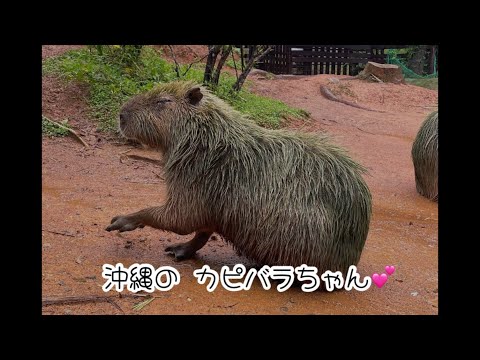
243,45,406,76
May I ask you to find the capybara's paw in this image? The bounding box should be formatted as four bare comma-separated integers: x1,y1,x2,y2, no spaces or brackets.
106,215,144,232
165,243,196,260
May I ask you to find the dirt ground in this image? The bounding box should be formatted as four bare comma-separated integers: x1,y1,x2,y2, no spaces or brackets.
42,46,438,315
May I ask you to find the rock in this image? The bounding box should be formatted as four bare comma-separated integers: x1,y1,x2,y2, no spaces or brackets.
411,291,419,297
359,62,405,84
249,69,277,79
64,309,72,314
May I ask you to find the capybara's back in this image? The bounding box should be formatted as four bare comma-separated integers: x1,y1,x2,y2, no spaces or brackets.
211,129,372,275
110,81,372,276
412,111,438,202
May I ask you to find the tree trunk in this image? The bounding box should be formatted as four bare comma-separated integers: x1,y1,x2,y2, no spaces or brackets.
212,45,232,85
408,45,427,75
233,59,256,91
232,46,273,92
359,61,405,84
428,45,436,74
203,45,221,84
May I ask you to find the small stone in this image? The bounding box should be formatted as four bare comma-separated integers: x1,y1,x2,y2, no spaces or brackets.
432,288,438,294
75,256,84,264
43,243,51,249
409,222,413,225
411,291,418,297
280,307,289,312
210,235,218,241
64,309,72,314
187,298,192,302
58,280,65,286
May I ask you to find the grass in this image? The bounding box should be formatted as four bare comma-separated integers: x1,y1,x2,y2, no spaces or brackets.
42,115,71,137
43,46,308,131
405,78,438,90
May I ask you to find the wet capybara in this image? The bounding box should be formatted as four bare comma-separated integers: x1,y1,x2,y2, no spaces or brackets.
412,111,438,202
106,81,372,275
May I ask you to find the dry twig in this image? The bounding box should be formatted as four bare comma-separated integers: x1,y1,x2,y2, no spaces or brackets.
43,116,89,147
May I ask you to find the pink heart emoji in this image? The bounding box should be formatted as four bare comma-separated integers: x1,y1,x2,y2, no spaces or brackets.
372,273,388,288
385,266,395,275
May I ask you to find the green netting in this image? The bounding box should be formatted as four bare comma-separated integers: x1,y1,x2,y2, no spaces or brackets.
386,50,437,79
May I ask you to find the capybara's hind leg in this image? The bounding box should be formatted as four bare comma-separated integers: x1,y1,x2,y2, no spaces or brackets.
165,231,212,260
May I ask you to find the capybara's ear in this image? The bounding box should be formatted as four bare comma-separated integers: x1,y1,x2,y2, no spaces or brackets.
186,87,203,105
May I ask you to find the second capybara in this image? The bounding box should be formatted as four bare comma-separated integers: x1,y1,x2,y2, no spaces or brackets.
106,81,372,276
412,111,438,202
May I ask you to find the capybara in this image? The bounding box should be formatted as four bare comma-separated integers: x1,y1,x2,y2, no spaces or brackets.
412,111,438,201
106,81,372,276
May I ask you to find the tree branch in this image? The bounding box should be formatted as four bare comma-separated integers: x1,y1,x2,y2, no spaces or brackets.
233,45,273,91
182,54,208,77
168,45,181,78
203,45,222,84
212,45,232,85
231,48,239,81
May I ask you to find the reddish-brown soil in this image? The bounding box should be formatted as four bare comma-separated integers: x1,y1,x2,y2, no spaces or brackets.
42,45,84,60
42,46,438,315
156,45,209,64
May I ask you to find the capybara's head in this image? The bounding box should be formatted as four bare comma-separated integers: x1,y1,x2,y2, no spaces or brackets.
118,81,205,149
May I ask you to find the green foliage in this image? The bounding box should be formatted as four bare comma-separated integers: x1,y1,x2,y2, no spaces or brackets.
181,66,308,128
386,47,437,79
405,78,438,90
87,45,144,67
43,46,308,131
42,116,70,137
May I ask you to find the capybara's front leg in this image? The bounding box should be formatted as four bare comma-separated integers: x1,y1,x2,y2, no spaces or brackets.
106,205,202,235
165,231,212,260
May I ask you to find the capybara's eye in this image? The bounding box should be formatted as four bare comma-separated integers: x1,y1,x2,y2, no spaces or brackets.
157,98,172,104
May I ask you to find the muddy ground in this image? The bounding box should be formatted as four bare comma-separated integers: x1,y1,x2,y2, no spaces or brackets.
42,46,438,315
